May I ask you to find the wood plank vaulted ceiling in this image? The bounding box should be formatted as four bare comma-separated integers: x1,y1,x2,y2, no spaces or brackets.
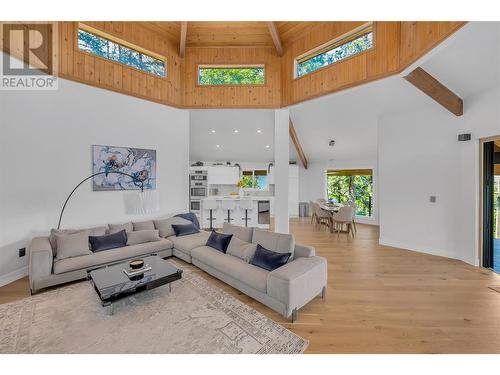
141,21,324,47
45,21,465,110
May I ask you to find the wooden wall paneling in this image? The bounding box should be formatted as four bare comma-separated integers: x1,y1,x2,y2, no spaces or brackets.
58,21,182,107
182,46,281,108
399,21,466,69
280,21,464,107
365,21,400,79
280,22,401,107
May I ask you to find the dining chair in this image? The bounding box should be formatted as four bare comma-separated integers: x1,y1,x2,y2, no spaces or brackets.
347,201,358,233
314,202,332,229
331,206,355,239
309,201,317,224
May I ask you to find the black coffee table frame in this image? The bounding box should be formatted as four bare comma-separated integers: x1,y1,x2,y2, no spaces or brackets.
87,255,182,315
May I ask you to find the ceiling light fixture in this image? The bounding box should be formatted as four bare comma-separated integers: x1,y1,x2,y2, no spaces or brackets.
265,145,270,149
211,130,216,133
257,129,262,133
216,144,220,148
234,129,239,133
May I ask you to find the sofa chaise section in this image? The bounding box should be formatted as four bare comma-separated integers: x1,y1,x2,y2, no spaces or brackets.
190,224,328,321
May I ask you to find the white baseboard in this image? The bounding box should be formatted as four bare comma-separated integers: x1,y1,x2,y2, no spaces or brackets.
354,217,378,226
378,238,466,263
0,266,28,288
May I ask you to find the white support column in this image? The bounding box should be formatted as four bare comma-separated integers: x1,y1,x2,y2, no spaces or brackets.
274,109,290,233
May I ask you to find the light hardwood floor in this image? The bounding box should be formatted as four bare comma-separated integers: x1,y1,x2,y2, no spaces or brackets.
2,218,500,353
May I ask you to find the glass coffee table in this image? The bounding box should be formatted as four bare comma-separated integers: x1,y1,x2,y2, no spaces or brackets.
88,255,182,315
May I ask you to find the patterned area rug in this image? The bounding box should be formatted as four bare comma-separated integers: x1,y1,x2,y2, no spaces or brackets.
0,261,308,354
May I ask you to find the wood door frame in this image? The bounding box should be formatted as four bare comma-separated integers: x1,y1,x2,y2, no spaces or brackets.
479,135,500,268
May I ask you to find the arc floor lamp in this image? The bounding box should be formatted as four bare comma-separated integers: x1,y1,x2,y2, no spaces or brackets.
57,171,158,230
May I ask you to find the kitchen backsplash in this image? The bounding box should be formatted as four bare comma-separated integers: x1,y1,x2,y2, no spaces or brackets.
210,184,275,197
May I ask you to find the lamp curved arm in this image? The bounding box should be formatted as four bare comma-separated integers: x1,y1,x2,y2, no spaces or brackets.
57,171,144,230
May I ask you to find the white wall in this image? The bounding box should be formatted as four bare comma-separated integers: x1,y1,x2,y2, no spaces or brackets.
378,86,500,265
0,74,190,285
298,159,379,225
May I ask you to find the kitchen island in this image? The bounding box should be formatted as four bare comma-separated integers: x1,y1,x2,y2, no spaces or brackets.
200,196,272,229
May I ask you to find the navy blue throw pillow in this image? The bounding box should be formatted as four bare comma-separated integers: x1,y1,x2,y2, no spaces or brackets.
175,212,200,229
172,223,200,237
206,230,233,253
89,229,127,252
250,244,291,271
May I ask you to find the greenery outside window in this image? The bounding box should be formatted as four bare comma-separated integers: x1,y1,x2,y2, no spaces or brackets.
241,170,268,190
295,23,373,78
77,24,166,78
326,169,373,217
198,65,265,85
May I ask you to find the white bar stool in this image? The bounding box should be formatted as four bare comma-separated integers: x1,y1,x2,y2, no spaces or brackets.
204,199,218,230
239,199,253,227
221,199,236,224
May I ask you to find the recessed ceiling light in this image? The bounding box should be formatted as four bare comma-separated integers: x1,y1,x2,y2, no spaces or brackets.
215,144,220,148
265,145,270,149
234,129,239,133
211,130,216,133
257,129,262,133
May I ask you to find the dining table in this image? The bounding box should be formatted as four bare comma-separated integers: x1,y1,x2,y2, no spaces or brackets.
319,203,342,213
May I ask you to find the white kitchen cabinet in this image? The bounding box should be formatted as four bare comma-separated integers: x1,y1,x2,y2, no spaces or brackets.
207,166,240,185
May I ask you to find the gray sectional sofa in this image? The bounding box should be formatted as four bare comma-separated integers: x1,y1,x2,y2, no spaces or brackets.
29,217,327,321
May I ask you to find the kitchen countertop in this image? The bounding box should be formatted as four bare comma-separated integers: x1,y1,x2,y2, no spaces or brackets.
202,196,273,201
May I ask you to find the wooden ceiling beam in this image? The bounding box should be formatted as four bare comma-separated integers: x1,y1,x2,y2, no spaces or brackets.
266,22,283,56
179,21,188,58
404,67,463,116
289,117,308,169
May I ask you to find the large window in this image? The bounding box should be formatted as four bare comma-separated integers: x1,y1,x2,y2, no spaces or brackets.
241,170,268,190
77,24,166,78
198,65,265,85
295,23,373,78
326,169,373,217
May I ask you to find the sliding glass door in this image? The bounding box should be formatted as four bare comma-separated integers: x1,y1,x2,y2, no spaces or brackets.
483,140,500,272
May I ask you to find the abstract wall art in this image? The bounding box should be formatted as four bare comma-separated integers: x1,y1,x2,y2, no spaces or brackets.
92,145,156,191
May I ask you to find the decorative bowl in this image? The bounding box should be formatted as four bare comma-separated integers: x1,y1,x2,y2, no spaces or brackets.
129,259,144,270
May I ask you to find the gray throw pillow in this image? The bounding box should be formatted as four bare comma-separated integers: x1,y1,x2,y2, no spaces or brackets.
49,226,107,255
132,220,155,231
55,230,92,260
226,237,257,263
108,222,133,234
126,229,161,246
154,217,191,238
222,222,253,243
251,228,295,259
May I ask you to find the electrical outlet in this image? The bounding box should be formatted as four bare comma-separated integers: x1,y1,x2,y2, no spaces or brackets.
19,247,26,257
